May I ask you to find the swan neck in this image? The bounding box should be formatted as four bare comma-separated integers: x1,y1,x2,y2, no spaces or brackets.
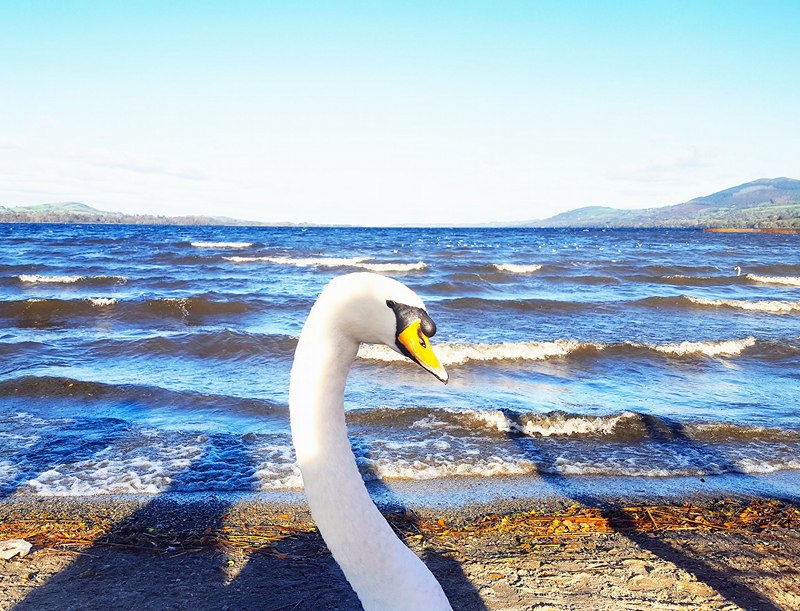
289,300,452,611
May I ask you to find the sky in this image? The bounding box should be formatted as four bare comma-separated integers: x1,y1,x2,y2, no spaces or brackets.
1,1,799,225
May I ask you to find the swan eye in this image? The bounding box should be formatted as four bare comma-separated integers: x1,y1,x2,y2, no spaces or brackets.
386,300,397,309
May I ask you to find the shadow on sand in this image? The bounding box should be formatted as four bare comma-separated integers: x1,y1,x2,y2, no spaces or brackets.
12,439,486,610
12,437,355,610
504,408,787,611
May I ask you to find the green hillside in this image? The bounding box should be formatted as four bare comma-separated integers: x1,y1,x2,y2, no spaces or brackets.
0,202,268,226
538,178,800,228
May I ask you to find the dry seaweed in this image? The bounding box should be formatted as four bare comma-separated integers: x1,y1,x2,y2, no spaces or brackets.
1,498,798,558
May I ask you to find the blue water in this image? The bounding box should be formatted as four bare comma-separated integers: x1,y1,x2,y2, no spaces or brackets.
1,224,799,497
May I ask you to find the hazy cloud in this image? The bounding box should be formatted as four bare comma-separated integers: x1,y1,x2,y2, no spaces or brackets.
87,153,210,181
607,148,715,184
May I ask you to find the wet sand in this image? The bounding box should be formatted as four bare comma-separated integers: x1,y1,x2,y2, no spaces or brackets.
1,492,799,610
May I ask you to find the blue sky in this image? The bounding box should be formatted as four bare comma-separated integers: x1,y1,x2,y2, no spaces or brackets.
1,1,798,225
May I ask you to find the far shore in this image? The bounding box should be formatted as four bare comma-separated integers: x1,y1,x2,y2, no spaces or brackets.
704,227,800,234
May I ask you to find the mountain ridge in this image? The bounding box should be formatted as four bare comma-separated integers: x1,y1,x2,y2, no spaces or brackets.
3,178,799,227
536,178,800,228
0,202,273,226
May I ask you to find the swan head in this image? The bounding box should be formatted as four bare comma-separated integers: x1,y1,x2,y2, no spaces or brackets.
317,273,448,383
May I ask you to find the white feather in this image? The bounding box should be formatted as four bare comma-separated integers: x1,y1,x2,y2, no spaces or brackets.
289,273,453,611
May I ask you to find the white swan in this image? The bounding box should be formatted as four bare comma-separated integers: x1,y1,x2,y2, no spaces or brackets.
289,272,453,611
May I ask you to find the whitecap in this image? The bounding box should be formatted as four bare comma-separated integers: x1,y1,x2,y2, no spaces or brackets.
371,456,534,480
224,255,426,272
191,241,253,249
654,336,757,357
18,274,84,283
746,274,800,287
16,274,126,284
358,339,592,365
463,409,633,437
493,263,542,274
687,296,800,313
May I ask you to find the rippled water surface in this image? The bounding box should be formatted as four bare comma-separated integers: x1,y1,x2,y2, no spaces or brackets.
1,224,799,496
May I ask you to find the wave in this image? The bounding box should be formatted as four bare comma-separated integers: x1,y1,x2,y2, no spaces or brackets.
138,296,253,317
746,274,800,287
358,336,763,365
653,336,757,356
686,296,800,314
358,339,594,364
349,406,800,444
190,241,253,249
0,296,255,322
637,274,741,287
745,264,800,276
0,376,285,416
224,255,427,273
191,242,254,249
16,274,127,285
440,296,590,313
493,263,542,274
369,456,533,480
642,295,800,314
93,330,298,361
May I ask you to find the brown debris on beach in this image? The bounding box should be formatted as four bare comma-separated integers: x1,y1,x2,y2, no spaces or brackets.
1,496,800,610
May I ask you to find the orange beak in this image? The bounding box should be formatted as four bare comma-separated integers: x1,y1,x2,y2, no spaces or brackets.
397,319,448,384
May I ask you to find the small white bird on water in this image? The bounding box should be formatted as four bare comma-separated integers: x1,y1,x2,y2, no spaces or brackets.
289,273,453,611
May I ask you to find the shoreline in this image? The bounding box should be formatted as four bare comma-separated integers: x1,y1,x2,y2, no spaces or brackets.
2,486,800,610
2,469,800,515
703,227,800,234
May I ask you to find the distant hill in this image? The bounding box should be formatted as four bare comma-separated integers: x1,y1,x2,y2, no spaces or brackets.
537,178,800,228
5,179,800,228
0,202,270,226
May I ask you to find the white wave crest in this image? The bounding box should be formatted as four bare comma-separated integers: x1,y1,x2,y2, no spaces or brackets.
654,336,757,357
371,456,534,480
734,457,800,474
493,263,542,274
17,274,126,284
224,255,426,272
23,454,187,496
87,298,118,307
465,409,632,437
687,296,800,313
18,274,84,283
358,339,591,365
191,241,253,249
360,336,764,365
358,261,427,272
746,274,800,287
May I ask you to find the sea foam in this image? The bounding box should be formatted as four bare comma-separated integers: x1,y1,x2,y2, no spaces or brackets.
358,337,757,364
358,340,591,365
746,274,800,287
493,263,543,274
464,409,634,437
224,255,426,272
653,336,757,357
87,298,118,307
191,241,253,249
686,296,800,313
17,274,126,285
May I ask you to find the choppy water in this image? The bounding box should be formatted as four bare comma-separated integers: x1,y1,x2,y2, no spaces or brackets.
1,224,799,497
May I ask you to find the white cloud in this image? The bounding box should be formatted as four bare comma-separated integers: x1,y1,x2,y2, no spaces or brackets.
86,152,210,181
607,147,715,184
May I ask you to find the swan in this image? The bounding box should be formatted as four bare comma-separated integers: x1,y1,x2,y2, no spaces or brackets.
289,272,453,611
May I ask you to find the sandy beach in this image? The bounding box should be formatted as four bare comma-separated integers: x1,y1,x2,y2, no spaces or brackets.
1,492,799,611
